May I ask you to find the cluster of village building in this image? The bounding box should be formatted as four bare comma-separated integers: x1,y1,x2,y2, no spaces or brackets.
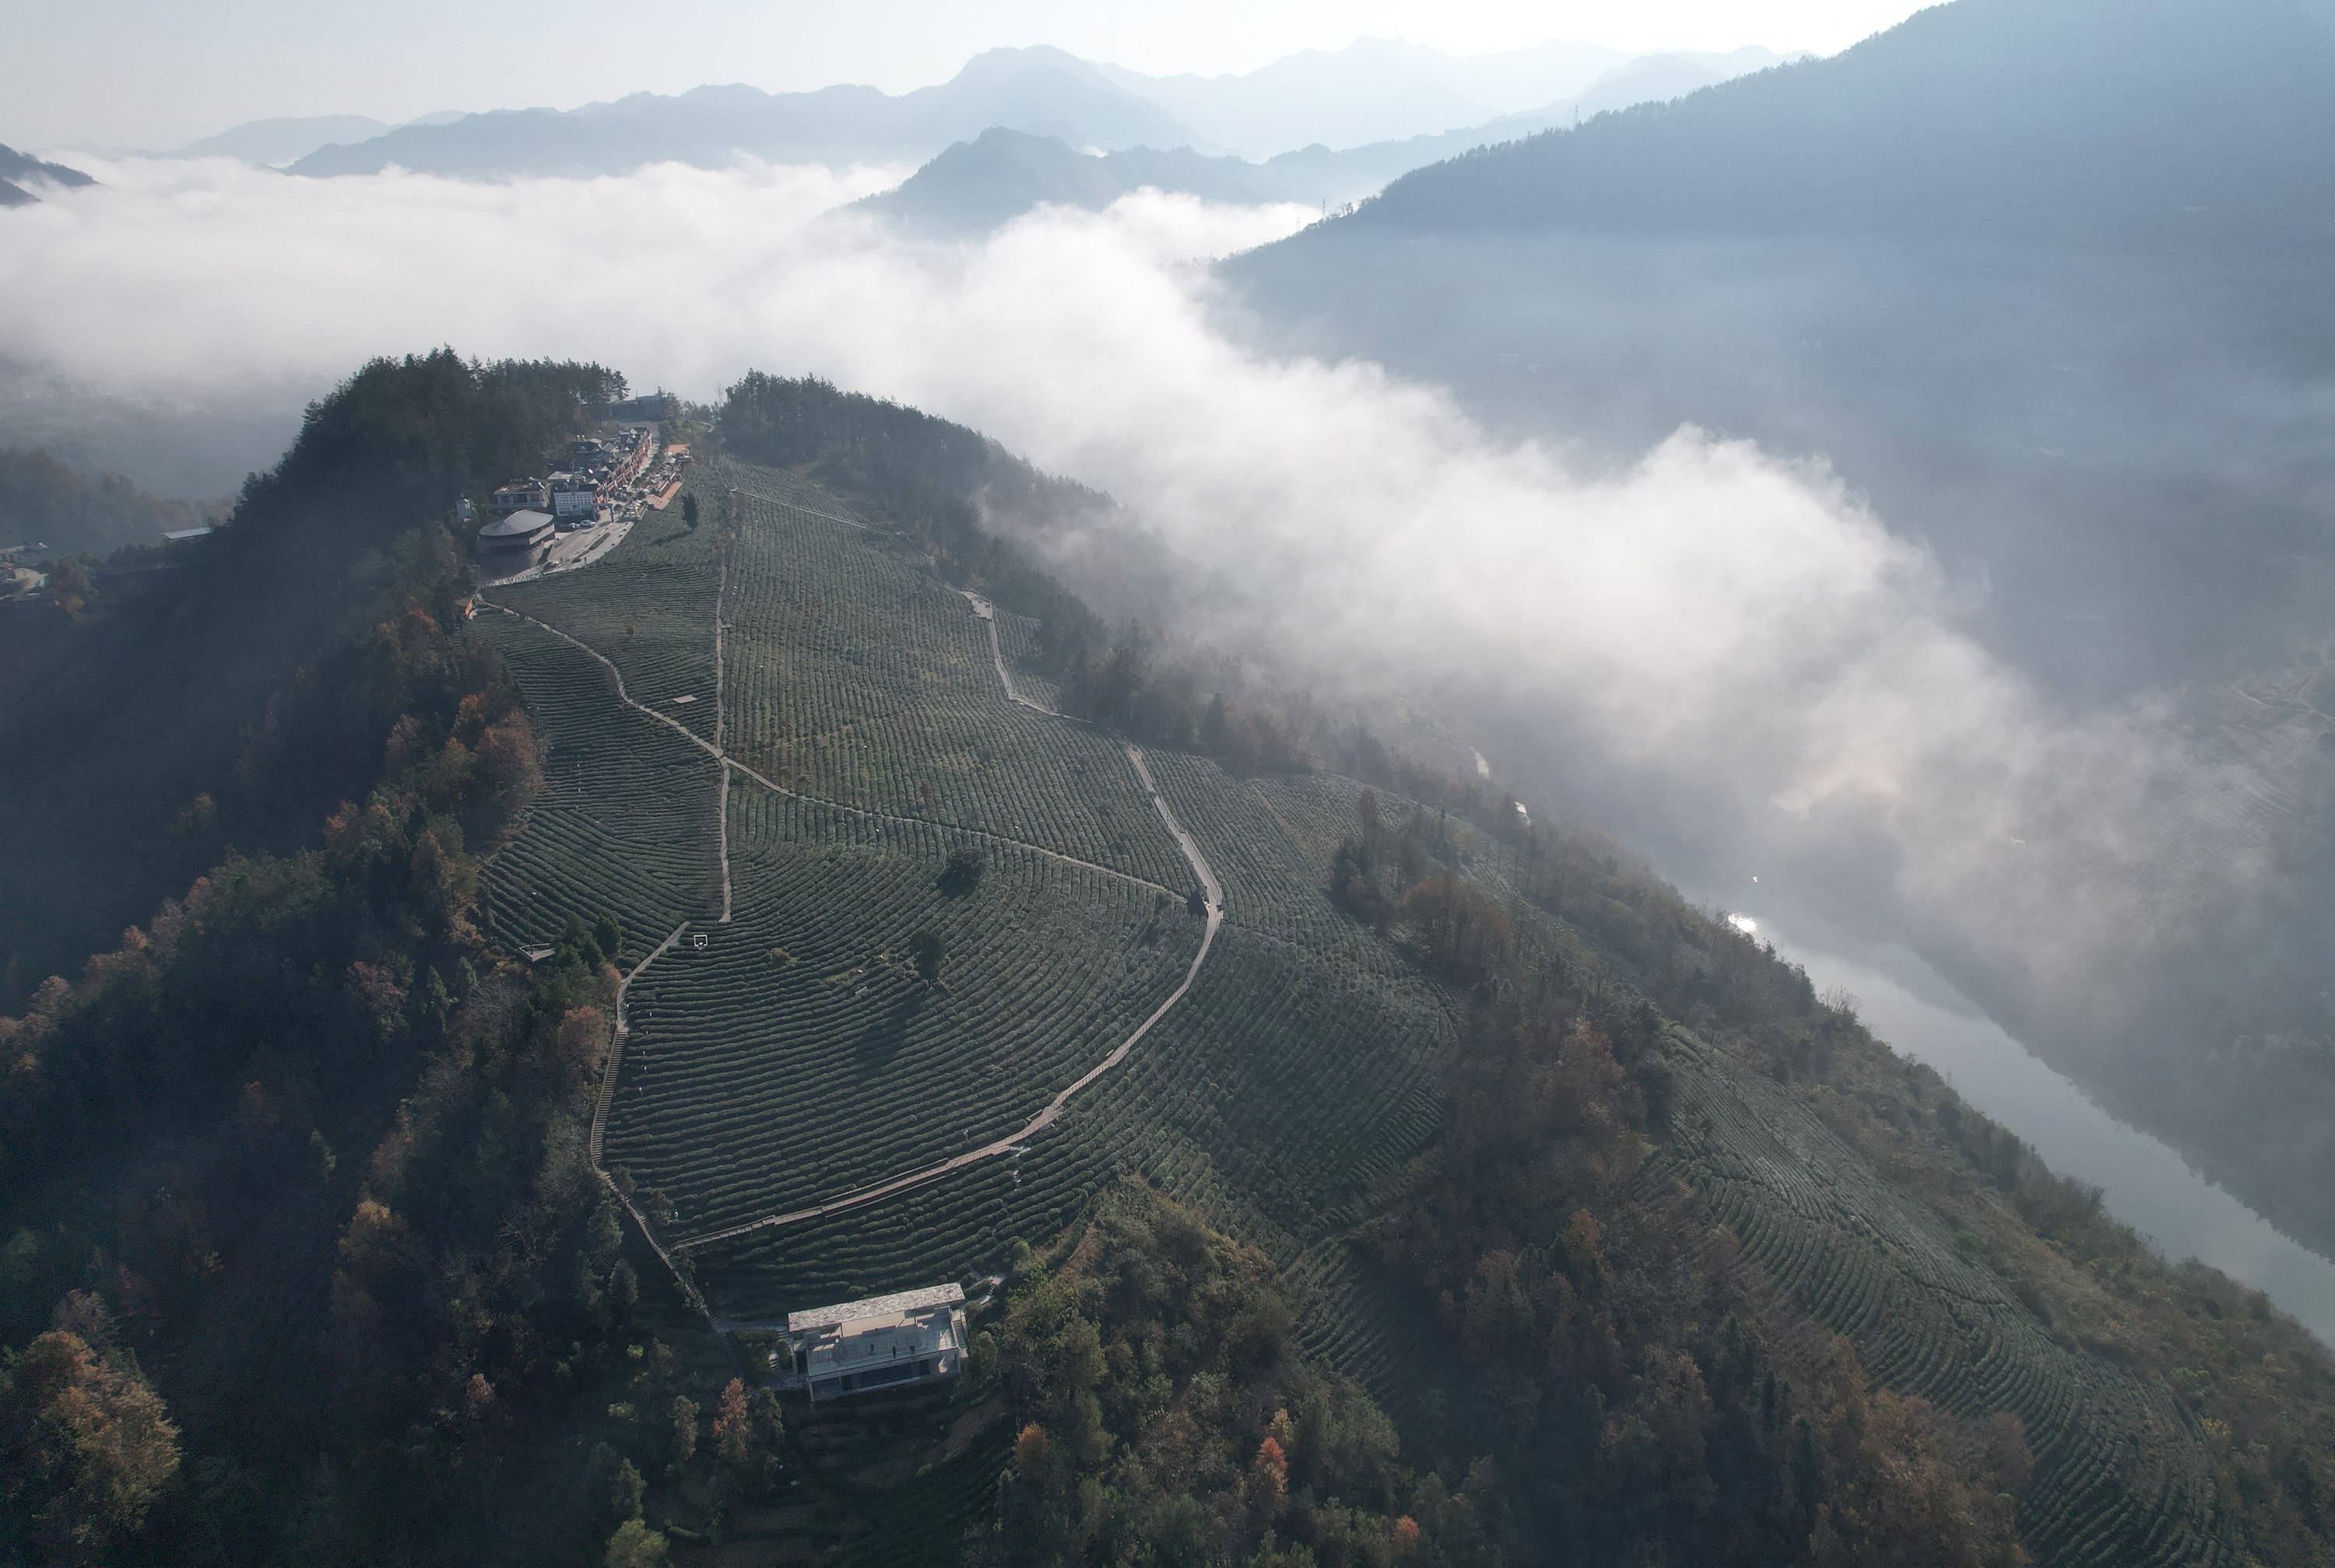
472,422,691,576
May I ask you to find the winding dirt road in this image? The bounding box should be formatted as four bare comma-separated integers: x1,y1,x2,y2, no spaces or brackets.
479,506,1225,1254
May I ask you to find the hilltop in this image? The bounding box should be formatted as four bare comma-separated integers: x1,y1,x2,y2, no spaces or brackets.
2,356,2333,1564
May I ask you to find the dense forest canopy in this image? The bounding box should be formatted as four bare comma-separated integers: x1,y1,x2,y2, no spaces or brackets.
0,449,214,559
0,351,769,1565
0,352,623,1005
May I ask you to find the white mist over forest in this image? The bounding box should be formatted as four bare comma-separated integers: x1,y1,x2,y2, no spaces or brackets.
0,156,2275,1038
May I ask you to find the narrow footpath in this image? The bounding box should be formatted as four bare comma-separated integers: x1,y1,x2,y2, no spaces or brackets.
585,921,697,1293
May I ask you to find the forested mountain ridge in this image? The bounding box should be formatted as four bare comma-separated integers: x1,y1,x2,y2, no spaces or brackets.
2,360,2333,1565
0,352,624,1005
1322,0,2335,244
0,448,216,558
0,353,766,1564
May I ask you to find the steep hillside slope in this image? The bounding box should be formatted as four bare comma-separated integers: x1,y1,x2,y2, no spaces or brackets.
0,353,623,1005
1335,0,2335,242
1223,0,2335,1266
458,390,2329,1563
6,360,2333,1565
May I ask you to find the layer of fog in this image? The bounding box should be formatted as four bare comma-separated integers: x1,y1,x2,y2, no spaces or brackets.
0,156,2282,1068
1227,230,2335,705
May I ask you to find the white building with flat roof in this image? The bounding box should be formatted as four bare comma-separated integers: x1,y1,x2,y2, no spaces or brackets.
788,1284,967,1403
491,479,548,514
546,471,599,521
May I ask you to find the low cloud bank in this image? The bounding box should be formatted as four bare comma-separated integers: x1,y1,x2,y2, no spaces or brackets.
0,156,2273,1030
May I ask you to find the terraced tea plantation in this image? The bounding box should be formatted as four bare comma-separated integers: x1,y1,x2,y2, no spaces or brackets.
1655,1030,2234,1567
689,909,1450,1319
472,456,2253,1568
475,610,722,953
496,466,728,742
606,789,1203,1234
723,483,1194,892
989,607,1064,714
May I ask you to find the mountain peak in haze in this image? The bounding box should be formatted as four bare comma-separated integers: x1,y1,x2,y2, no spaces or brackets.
167,114,395,167
0,143,93,207
951,43,1115,87
286,47,1192,180
852,126,1288,235
1094,36,1635,156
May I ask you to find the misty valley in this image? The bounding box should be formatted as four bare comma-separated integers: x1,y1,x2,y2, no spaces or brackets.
6,0,2335,1565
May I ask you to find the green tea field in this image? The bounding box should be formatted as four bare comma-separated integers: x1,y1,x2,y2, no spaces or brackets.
472,454,2247,1568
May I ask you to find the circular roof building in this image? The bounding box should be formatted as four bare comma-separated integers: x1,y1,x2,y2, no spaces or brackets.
476,509,556,553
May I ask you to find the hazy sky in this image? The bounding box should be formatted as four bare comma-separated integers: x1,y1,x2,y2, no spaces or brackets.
9,0,1929,151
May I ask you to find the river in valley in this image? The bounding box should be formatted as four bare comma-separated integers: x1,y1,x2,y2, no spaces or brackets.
1712,900,2335,1345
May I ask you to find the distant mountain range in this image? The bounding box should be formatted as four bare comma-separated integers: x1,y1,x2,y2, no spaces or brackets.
249,39,1789,189
851,125,1499,234
1229,0,2335,678
285,47,1192,179
1094,39,1786,158
161,113,463,168
1320,0,2335,243
0,142,93,208
852,47,1796,235
1090,37,1628,156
